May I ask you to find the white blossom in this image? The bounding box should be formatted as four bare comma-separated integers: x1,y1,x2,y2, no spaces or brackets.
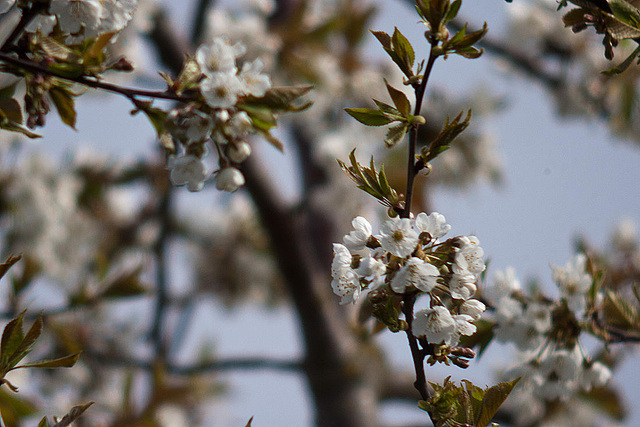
355,255,386,287
580,361,612,391
453,314,477,341
50,0,103,36
331,243,360,305
378,217,419,258
484,267,521,305
343,216,372,253
390,257,439,294
459,299,486,320
239,59,271,97
167,154,208,192
98,0,137,34
448,271,477,300
215,167,245,192
538,349,581,401
196,37,245,76
453,235,485,278
414,211,451,240
552,254,592,314
167,108,214,145
200,72,245,109
412,305,456,345
226,111,253,137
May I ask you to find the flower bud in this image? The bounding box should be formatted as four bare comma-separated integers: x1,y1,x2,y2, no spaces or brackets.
226,141,252,163
215,167,245,192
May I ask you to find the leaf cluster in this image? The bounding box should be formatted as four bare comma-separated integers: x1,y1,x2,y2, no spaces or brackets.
419,376,520,427
0,312,81,392
562,0,640,71
414,0,487,59
420,109,471,164
345,79,419,147
337,149,403,212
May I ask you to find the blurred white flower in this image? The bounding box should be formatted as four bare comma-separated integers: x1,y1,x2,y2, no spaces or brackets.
200,72,245,109
167,154,208,192
226,141,252,164
196,37,245,76
239,59,271,97
483,267,521,305
552,254,592,314
215,167,245,192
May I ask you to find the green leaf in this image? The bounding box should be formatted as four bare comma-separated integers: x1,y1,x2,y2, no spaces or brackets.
6,314,43,369
0,255,21,282
385,123,409,147
245,416,254,427
0,116,41,138
603,289,640,329
256,129,284,152
384,79,411,115
444,0,462,22
603,44,640,74
608,0,640,29
14,352,81,370
51,402,94,427
370,30,392,50
0,82,18,99
345,108,394,126
49,87,77,129
475,377,520,427
1,312,25,367
38,418,50,427
391,27,415,75
0,98,23,124
0,387,38,425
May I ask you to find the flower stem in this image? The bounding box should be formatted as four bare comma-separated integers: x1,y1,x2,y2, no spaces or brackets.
402,48,438,219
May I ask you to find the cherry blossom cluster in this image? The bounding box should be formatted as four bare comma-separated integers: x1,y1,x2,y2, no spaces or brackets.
331,212,487,347
0,0,137,43
166,36,271,193
485,256,612,415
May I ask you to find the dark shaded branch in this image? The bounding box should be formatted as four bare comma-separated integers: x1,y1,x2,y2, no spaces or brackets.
191,0,215,45
148,8,192,74
149,183,173,358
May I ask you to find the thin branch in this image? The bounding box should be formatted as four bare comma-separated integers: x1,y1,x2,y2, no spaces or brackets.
403,48,437,219
84,350,302,374
0,52,191,103
401,294,429,402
